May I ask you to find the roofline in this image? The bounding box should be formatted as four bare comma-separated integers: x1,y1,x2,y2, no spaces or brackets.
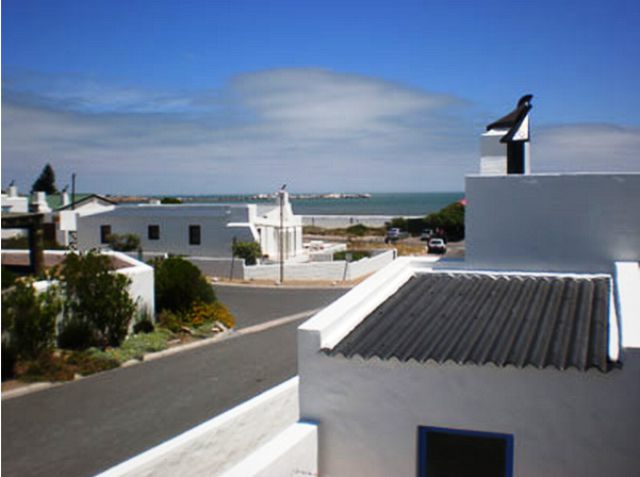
56,194,117,211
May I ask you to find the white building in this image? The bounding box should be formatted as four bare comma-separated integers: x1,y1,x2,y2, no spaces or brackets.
96,97,640,477
77,190,303,261
1,185,29,239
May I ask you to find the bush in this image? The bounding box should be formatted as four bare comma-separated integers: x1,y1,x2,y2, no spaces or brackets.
108,233,140,252
385,217,408,230
1,279,61,360
333,250,371,261
2,266,18,290
186,302,235,329
160,196,182,204
345,224,368,236
150,256,215,314
58,318,96,350
232,241,262,265
58,252,136,349
22,353,74,382
2,336,17,381
425,202,465,241
157,309,183,333
66,350,120,375
133,319,154,334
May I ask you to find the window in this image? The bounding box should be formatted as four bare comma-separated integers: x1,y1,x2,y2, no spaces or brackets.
148,225,160,240
189,225,201,245
418,426,513,477
100,225,111,244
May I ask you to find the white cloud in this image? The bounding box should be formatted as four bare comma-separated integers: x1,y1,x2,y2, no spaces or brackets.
534,124,640,172
4,68,636,195
2,68,477,194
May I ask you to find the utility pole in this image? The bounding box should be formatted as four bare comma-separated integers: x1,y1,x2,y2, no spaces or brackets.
279,185,286,284
71,173,77,210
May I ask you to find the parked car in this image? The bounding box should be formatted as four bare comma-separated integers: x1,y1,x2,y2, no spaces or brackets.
385,228,409,242
427,238,447,254
420,229,434,241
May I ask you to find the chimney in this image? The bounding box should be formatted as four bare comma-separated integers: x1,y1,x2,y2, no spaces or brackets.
62,191,70,206
481,95,533,175
30,191,51,213
8,185,18,198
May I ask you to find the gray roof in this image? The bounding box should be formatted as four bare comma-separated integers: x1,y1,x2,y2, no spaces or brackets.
328,273,612,372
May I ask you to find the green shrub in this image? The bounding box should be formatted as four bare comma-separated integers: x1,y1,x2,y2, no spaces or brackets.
385,217,408,230
2,336,17,381
333,250,371,261
425,202,465,241
58,318,96,350
133,319,154,334
58,251,136,349
150,256,215,314
158,309,183,333
66,350,120,375
107,233,141,252
232,241,262,265
345,224,369,236
160,196,182,204
2,280,61,360
2,267,18,290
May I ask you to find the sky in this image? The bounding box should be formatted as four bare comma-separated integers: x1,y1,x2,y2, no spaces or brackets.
2,0,639,194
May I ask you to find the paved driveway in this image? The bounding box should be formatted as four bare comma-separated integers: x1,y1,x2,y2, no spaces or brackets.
2,285,349,477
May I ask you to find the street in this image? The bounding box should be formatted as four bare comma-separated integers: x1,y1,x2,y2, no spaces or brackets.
1,285,348,477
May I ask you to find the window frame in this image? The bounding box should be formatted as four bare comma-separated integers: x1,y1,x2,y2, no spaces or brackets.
417,426,514,477
100,225,111,244
189,224,201,245
148,224,160,240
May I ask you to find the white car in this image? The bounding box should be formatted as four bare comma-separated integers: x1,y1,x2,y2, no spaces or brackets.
427,238,447,254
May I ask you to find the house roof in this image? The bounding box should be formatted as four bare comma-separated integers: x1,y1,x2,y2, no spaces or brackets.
327,272,612,372
54,193,116,211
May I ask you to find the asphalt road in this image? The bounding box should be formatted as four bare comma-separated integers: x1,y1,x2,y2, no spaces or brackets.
2,286,348,477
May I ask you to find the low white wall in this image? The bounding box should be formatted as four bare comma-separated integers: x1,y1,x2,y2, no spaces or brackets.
220,422,318,477
95,377,300,477
466,173,640,273
244,249,396,282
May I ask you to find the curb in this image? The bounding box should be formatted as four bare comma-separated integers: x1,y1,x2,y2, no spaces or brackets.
1,308,321,401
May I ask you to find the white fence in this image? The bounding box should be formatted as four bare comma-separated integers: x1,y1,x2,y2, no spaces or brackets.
245,249,396,282
96,377,302,477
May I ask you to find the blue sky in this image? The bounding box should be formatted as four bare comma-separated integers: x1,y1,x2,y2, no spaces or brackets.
2,0,639,194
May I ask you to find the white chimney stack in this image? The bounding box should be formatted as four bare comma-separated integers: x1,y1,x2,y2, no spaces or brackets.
8,185,18,198
481,95,533,175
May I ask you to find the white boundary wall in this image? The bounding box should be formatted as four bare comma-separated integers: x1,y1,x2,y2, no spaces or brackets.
297,257,640,477
95,377,300,477
220,422,318,477
2,250,155,321
244,249,396,282
466,173,640,273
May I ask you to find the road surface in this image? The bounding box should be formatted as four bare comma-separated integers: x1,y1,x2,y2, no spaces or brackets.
2,285,348,477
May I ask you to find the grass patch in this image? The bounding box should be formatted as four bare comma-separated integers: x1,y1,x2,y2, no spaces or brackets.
92,328,175,363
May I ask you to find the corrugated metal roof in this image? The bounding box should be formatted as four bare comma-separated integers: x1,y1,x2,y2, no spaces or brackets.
328,273,613,372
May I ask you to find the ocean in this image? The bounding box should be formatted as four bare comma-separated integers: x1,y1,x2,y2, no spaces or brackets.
182,192,464,217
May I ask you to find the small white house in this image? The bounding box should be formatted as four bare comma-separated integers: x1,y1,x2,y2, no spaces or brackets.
77,190,303,261
48,193,117,247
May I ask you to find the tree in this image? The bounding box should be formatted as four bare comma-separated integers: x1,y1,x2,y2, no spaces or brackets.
31,163,58,194
2,279,61,360
150,256,216,314
58,252,136,349
160,197,182,204
232,241,262,265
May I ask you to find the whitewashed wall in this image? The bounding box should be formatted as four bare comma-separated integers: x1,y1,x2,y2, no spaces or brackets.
244,249,396,282
78,205,256,258
220,422,317,477
96,377,300,477
465,173,640,273
297,258,640,477
298,349,640,477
